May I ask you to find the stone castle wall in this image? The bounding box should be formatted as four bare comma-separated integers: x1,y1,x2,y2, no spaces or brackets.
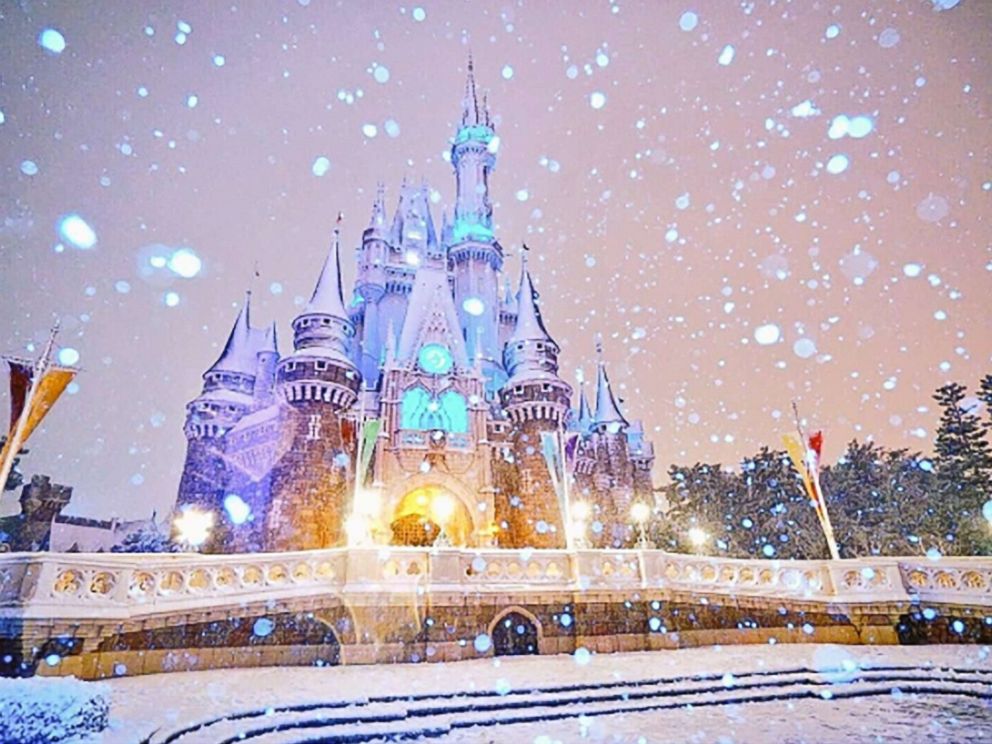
2,548,990,680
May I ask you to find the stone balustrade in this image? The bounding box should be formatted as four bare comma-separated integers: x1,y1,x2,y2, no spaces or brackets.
1,548,990,622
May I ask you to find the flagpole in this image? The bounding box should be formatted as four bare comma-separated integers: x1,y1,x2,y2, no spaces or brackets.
558,424,573,551
791,401,841,561
0,322,59,500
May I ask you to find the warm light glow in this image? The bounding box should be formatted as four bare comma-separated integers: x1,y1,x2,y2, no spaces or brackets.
430,493,456,525
572,501,591,521
630,502,650,524
174,508,214,548
688,527,709,547
344,513,368,545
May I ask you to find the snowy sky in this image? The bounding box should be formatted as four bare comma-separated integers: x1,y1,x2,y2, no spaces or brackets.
1,0,990,520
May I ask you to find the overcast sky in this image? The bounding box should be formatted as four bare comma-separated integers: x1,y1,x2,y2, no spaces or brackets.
1,0,989,519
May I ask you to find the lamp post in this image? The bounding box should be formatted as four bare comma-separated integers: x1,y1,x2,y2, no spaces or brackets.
431,493,456,548
630,502,651,549
570,500,591,550
173,507,214,551
687,526,709,554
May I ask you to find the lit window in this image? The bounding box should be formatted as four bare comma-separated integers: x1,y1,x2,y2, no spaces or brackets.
418,343,453,374
462,296,485,316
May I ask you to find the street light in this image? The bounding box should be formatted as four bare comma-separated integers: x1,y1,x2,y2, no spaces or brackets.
630,502,651,549
570,501,591,549
431,493,456,548
687,526,709,552
173,507,214,549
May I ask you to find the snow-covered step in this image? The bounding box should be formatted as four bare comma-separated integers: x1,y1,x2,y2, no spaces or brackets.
155,665,992,744
193,674,992,744
159,701,405,744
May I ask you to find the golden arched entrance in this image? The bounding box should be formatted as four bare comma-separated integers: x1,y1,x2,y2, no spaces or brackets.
390,485,474,547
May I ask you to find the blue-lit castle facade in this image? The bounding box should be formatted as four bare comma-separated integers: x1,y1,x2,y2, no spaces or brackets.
175,63,655,553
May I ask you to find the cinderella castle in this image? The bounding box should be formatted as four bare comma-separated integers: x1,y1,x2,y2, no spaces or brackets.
176,61,655,553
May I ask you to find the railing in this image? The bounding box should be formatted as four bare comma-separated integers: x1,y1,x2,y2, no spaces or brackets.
1,548,990,620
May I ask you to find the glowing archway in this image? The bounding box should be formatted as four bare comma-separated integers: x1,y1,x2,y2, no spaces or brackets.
390,485,474,547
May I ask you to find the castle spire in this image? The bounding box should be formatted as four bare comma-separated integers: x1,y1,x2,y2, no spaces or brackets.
208,291,257,377
577,380,594,432
306,214,348,320
462,51,480,126
368,182,386,230
593,340,628,429
509,248,552,345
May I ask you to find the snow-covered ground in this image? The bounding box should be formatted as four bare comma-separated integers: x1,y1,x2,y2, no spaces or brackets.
82,644,992,743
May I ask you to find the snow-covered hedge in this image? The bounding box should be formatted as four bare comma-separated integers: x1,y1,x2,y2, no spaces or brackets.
0,676,110,743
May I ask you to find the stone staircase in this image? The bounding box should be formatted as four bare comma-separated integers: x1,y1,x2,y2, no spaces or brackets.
154,664,992,744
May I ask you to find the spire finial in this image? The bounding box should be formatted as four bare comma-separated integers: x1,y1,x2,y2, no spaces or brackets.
462,51,480,125
595,334,604,359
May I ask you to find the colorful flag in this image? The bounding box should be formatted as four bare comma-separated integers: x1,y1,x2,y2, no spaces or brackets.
6,360,32,434
540,431,561,490
1,362,75,464
782,431,840,560
359,419,381,482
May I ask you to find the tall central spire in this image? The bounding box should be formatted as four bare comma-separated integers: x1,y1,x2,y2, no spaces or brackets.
462,52,480,126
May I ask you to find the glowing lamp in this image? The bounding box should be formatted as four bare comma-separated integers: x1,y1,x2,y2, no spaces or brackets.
174,508,214,548
688,527,709,547
630,502,650,524
430,493,456,526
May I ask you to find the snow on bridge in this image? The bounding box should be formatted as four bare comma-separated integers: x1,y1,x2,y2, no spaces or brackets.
1,547,990,680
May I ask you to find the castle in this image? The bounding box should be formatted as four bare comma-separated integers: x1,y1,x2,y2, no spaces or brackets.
176,62,655,553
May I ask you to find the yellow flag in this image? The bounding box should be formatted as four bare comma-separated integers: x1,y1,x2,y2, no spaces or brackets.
19,368,76,445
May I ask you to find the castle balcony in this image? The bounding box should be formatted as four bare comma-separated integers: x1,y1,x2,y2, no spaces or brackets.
4,548,992,680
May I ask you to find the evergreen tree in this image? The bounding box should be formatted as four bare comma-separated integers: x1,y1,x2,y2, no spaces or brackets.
978,374,992,425
931,382,992,554
112,523,178,553
821,441,934,557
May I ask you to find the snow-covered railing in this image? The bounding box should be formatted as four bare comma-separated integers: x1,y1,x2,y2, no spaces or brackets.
1,549,990,621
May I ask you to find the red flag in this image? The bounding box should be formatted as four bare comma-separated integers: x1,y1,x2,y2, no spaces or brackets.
808,430,823,461
7,360,32,434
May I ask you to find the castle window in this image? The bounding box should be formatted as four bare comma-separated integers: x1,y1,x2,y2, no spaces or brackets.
315,361,328,371
400,386,468,434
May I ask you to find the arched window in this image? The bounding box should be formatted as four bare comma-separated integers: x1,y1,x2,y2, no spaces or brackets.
401,387,431,430
400,386,469,434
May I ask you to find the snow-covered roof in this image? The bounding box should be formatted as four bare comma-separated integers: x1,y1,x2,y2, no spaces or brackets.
594,361,628,428
509,267,554,346
396,265,470,370
305,234,349,319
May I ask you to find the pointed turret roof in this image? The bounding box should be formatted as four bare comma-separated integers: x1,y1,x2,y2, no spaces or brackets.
509,252,554,345
305,221,348,319
593,345,628,428
577,382,594,432
208,292,260,377
462,52,480,126
367,182,386,233
395,265,470,371
500,276,518,314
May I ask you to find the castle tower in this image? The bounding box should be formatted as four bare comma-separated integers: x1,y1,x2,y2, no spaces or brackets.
497,254,572,548
267,224,362,550
177,293,262,517
589,348,634,548
449,56,504,394
354,184,389,385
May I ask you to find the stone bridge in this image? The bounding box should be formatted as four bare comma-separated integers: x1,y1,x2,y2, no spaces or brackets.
1,547,990,679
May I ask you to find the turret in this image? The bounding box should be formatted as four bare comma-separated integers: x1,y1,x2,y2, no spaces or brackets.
186,292,262,439
355,185,390,384
500,253,572,424
574,381,594,434
276,223,361,409
251,323,279,407
497,254,571,549
449,56,504,393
